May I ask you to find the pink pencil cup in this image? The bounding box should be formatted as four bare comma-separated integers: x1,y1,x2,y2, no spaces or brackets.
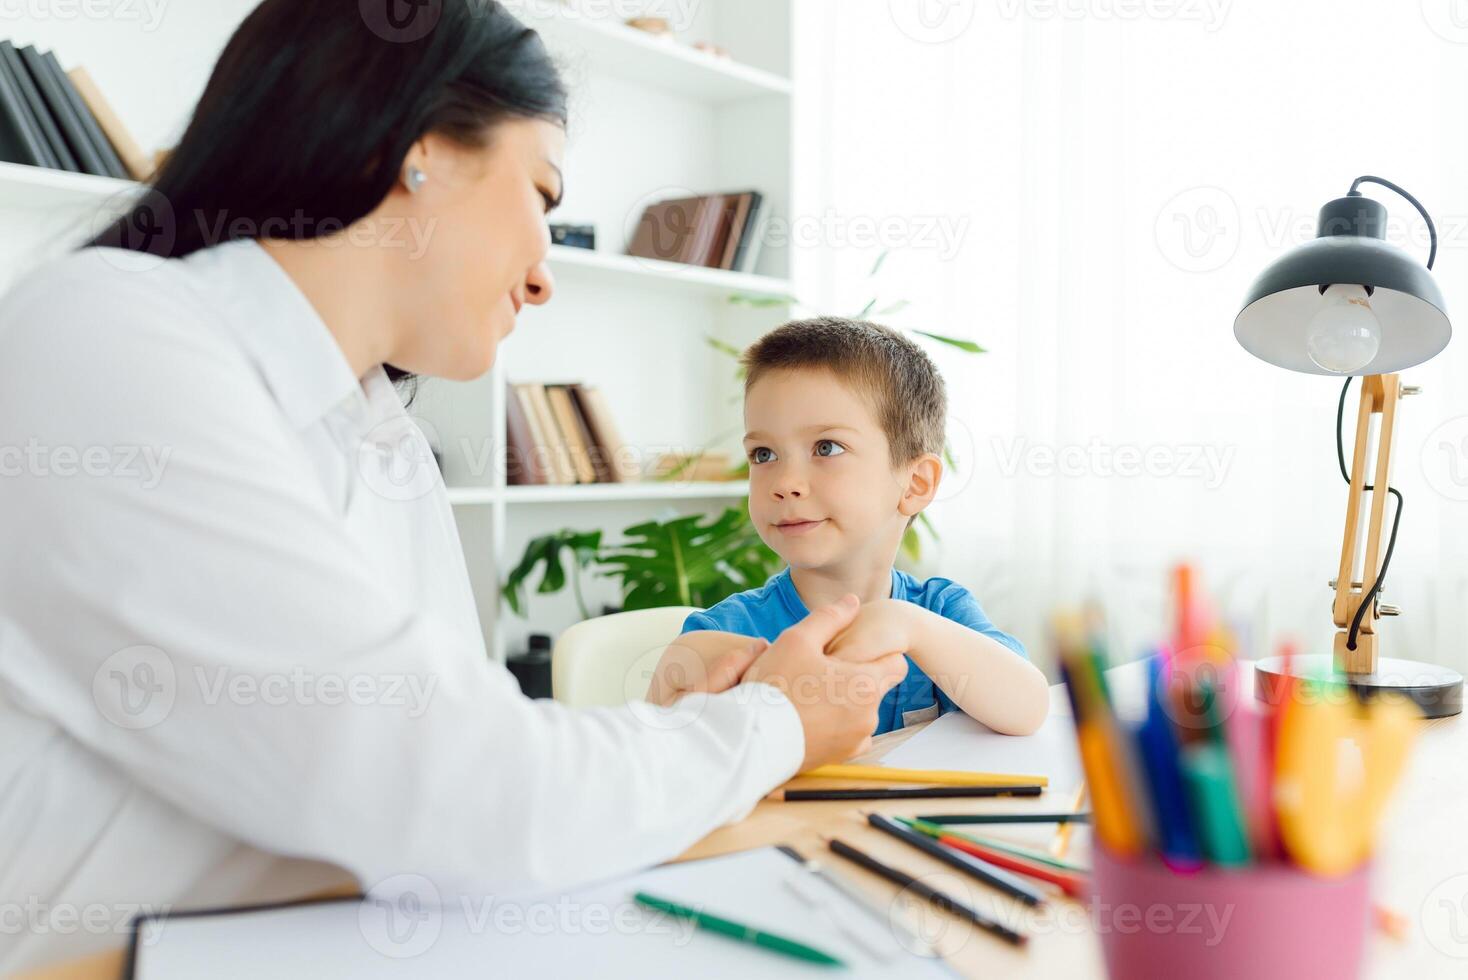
1091,847,1371,979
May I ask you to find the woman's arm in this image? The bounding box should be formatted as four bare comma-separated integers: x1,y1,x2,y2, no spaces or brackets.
0,267,808,901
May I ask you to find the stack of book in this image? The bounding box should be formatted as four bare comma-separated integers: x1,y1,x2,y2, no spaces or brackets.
0,41,149,180
626,190,767,273
506,382,639,486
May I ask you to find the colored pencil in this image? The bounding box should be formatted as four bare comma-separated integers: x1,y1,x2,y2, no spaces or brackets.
1050,784,1087,859
633,891,844,966
769,785,1043,802
901,819,1090,898
800,764,1048,788
826,837,1026,947
866,813,1047,907
915,812,1091,825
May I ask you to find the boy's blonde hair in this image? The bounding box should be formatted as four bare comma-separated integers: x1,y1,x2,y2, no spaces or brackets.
741,316,947,468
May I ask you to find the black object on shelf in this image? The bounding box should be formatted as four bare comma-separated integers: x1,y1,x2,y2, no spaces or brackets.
507,632,553,699
550,223,595,250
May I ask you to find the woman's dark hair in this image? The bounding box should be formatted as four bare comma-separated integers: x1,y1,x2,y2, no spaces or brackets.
90,0,567,382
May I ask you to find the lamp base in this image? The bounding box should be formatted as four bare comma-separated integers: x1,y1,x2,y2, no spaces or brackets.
1254,654,1463,719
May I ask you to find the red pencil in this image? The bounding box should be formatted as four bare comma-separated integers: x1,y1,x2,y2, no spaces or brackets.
932,832,1089,899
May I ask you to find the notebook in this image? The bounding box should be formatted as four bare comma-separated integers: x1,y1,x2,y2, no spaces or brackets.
130,847,957,978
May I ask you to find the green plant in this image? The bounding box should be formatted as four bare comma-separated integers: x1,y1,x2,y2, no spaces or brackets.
501,506,783,619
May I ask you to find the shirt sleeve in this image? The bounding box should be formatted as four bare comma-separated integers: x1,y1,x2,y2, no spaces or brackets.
0,269,805,902
679,610,721,635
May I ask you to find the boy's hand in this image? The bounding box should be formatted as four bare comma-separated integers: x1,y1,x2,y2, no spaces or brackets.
645,630,768,707
741,595,909,772
825,598,924,663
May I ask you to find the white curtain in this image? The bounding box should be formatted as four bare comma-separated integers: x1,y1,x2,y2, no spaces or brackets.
791,0,1468,674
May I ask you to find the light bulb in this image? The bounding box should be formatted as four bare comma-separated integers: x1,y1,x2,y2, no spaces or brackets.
1306,284,1381,374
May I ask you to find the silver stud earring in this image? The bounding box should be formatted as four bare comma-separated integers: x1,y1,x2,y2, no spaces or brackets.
404,166,428,193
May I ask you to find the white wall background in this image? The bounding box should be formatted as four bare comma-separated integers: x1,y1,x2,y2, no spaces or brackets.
791,0,1468,674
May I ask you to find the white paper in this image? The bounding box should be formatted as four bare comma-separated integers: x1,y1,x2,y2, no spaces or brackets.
878,710,1086,797
131,848,955,979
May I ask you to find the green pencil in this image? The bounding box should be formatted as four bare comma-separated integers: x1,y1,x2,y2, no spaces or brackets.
633,891,846,967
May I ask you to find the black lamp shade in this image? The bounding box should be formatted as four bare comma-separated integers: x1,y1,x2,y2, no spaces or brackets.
1234,197,1450,375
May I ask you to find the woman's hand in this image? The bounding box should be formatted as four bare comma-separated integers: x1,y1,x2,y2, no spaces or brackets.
742,595,909,772
644,630,769,707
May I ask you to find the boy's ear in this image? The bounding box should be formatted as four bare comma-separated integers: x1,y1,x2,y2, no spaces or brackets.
897,452,943,518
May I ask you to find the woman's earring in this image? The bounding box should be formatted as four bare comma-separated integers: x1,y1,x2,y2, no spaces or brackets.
404,166,428,194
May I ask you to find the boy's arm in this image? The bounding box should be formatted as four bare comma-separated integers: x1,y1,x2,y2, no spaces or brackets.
645,628,768,706
827,598,1048,735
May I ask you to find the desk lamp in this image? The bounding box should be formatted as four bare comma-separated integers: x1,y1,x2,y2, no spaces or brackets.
1234,175,1463,717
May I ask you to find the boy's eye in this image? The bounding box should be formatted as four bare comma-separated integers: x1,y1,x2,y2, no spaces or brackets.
749,446,777,464
814,440,846,458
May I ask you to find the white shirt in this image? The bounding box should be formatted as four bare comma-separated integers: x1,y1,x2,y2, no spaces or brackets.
0,239,803,973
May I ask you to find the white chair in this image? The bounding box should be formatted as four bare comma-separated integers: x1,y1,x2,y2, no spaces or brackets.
551,606,701,708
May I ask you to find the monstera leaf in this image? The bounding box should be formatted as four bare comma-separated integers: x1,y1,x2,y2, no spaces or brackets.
500,528,603,618
597,507,780,611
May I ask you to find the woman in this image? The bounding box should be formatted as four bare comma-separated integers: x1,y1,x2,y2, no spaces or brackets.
0,1,905,971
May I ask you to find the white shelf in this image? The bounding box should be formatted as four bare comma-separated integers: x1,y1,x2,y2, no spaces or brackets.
526,13,791,103
0,166,792,302
0,162,138,209
447,481,749,506
547,244,791,301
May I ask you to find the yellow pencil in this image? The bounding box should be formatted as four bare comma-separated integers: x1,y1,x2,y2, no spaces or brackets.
1050,784,1087,858
798,764,1048,788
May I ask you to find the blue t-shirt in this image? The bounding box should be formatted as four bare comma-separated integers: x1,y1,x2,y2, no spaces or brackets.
679,568,1026,735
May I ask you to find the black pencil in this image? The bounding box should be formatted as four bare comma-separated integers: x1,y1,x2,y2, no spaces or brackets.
916,812,1092,825
769,785,1044,802
866,813,1047,907
826,837,1026,947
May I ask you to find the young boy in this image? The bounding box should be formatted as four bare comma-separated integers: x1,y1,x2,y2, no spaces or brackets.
655,316,1048,737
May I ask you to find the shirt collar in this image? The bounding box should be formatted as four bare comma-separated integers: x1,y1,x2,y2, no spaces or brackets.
774,567,903,618
191,238,365,431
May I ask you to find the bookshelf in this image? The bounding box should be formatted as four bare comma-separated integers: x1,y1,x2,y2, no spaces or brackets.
0,0,798,663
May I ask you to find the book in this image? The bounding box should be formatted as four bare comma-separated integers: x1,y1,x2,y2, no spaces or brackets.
512,384,556,485
524,383,575,485
0,41,70,170
735,194,769,274
730,191,764,272
67,66,151,180
16,45,107,176
546,385,597,483
718,192,754,270
626,195,703,264
41,50,127,178
504,382,546,485
0,46,53,168
573,385,638,483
